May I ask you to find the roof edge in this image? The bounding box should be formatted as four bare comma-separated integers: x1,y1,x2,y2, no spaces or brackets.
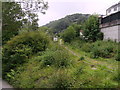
106,1,120,11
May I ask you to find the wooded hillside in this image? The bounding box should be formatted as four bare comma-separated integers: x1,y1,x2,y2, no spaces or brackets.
44,13,90,34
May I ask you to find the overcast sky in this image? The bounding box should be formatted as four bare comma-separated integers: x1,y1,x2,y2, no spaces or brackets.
37,0,120,26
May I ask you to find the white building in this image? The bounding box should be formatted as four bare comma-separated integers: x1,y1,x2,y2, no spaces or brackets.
100,2,120,42
106,2,120,16
53,36,58,42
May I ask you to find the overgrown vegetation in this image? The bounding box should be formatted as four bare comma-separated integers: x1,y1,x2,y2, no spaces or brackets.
45,13,89,34
2,31,50,78
69,39,119,60
2,1,48,44
60,15,103,43
2,2,119,88
61,26,76,43
83,15,103,41
4,43,74,88
4,39,119,88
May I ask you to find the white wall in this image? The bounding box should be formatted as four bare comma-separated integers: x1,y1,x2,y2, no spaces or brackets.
106,7,118,15
101,25,120,42
106,3,120,15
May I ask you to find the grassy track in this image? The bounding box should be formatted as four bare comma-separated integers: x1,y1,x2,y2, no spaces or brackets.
62,43,118,73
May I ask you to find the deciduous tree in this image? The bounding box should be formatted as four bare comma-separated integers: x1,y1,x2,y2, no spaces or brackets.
83,15,103,42
2,2,25,44
62,26,76,43
2,0,48,44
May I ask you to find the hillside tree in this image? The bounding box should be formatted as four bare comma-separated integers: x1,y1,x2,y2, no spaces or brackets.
2,2,25,44
83,15,103,42
2,0,48,44
61,26,76,43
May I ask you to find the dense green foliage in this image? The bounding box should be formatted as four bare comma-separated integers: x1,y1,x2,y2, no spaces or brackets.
71,24,83,37
61,26,76,43
61,23,83,43
5,43,74,88
2,3,119,88
83,15,103,42
21,13,39,32
2,1,48,44
3,38,119,88
89,41,118,58
114,48,120,61
60,15,103,43
2,31,50,77
3,33,119,89
2,2,25,44
82,41,118,59
69,39,118,60
35,49,71,68
45,13,89,34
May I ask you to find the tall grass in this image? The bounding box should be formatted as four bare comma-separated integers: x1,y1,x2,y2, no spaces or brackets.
69,39,118,59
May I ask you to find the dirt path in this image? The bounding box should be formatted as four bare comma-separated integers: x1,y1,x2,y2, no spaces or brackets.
61,44,118,71
63,45,80,57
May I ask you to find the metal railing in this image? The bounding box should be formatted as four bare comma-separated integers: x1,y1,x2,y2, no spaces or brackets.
100,19,120,28
100,11,120,28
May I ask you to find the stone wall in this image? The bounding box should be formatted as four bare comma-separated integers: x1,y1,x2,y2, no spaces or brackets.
101,25,120,42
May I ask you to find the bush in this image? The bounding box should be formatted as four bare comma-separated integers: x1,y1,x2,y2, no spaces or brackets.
91,41,117,58
3,31,50,75
39,49,71,68
80,41,118,59
115,50,120,61
11,47,72,88
74,65,85,76
40,51,55,67
61,26,76,43
79,56,85,61
70,38,86,49
90,48,100,58
81,43,92,52
83,15,103,42
30,47,71,68
49,70,73,88
53,50,71,68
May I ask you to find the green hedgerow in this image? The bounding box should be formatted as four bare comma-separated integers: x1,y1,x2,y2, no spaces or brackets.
2,31,50,76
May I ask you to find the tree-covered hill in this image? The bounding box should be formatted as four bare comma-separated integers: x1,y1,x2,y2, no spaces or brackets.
44,13,90,34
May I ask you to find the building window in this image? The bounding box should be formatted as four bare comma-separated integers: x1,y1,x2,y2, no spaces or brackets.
108,9,111,13
114,6,117,11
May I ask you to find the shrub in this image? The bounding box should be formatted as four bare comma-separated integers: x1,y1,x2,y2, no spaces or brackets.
6,69,16,81
82,41,118,58
49,70,73,88
61,26,76,43
31,48,71,68
70,38,86,49
3,31,50,75
79,56,85,61
53,50,71,68
92,41,117,58
90,47,100,58
115,50,120,61
81,43,92,52
83,15,103,42
41,49,71,68
40,51,55,67
74,65,85,76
